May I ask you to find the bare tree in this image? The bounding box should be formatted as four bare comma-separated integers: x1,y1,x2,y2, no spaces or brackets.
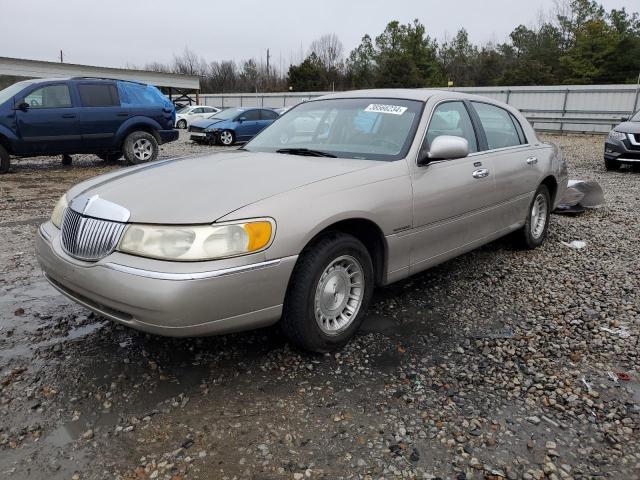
309,33,344,70
172,47,207,76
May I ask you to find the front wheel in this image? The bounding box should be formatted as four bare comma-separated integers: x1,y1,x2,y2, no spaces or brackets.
123,131,159,165
604,158,620,171
518,184,551,249
176,119,187,129
281,233,374,353
0,145,10,174
218,130,235,146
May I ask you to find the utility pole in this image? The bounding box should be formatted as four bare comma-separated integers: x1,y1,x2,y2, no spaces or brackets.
266,49,271,77
59,50,64,63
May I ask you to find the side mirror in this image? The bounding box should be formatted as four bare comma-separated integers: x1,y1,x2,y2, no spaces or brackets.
621,116,629,122
237,117,246,123
16,102,29,112
419,135,469,165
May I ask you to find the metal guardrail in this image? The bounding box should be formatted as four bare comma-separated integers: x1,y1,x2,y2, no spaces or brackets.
198,85,640,134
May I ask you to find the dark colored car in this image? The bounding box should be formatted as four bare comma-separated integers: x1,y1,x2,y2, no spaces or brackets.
0,77,178,173
604,111,640,170
188,107,279,145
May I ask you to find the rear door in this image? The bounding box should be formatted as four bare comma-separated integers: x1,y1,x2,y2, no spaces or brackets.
77,82,125,150
469,101,545,229
14,83,80,154
235,109,261,140
409,100,497,271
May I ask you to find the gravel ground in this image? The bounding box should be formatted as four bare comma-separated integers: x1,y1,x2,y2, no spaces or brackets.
0,132,638,480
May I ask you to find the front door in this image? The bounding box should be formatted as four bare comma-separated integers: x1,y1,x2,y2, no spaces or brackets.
235,109,261,140
409,101,496,273
14,83,80,155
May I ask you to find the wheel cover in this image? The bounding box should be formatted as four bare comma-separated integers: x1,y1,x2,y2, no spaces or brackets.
530,193,548,239
133,138,153,161
314,255,364,335
220,131,233,145
178,120,186,128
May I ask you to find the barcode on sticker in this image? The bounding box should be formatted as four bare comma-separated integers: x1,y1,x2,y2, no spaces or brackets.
364,104,408,115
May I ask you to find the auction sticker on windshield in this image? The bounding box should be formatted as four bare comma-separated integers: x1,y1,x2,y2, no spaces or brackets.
364,104,408,115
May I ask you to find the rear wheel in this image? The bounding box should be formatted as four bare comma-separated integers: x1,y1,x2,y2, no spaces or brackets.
218,130,235,146
281,233,374,353
605,158,620,171
518,184,551,249
123,131,159,164
0,145,10,174
61,154,72,166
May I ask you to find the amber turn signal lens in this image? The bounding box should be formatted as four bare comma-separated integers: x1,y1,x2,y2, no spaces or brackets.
244,221,272,251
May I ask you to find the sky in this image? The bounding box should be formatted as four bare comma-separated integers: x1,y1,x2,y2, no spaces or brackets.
0,0,637,72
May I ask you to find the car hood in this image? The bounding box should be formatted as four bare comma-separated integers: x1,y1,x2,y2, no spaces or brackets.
616,121,640,134
190,118,226,129
66,152,379,224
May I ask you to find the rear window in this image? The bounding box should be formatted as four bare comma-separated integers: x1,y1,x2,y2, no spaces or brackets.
78,84,119,107
471,102,524,150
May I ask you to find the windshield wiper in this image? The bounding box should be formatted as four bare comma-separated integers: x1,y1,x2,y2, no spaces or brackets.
276,148,337,158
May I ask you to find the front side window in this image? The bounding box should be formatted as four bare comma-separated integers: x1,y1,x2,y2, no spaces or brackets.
472,102,523,150
23,85,72,109
241,110,261,121
424,101,478,155
78,84,119,107
191,107,204,114
246,98,424,161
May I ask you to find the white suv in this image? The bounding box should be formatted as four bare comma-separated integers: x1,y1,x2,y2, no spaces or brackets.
175,105,221,129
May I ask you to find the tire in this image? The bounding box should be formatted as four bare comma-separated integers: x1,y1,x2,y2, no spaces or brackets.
123,131,159,165
218,130,235,146
518,184,551,249
0,144,10,174
177,119,187,129
61,154,72,166
97,151,123,162
281,232,374,353
604,158,620,171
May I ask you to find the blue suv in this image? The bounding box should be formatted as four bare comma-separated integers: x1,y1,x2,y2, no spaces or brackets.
0,77,178,173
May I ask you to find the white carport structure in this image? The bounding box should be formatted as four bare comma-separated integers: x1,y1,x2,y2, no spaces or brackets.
0,56,200,105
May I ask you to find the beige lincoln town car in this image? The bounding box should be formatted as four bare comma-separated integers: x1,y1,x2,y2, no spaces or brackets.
36,89,568,352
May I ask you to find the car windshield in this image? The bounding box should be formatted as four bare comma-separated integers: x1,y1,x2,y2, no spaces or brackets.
632,111,640,122
0,81,35,105
209,107,244,121
245,98,424,161
176,106,192,114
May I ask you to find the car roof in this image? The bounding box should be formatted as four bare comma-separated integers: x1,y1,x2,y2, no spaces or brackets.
316,88,491,103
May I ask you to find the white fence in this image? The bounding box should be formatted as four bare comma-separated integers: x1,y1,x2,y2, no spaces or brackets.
198,84,640,134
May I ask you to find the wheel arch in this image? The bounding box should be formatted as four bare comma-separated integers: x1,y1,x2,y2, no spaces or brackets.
540,175,558,205
116,118,162,146
298,217,387,286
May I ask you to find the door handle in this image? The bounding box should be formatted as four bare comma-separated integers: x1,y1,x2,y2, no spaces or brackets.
472,168,490,179
116,112,129,117
61,113,76,119
526,156,538,165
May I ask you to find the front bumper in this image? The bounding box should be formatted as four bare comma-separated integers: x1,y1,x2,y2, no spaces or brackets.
36,221,297,337
189,130,216,143
604,134,640,163
158,129,179,144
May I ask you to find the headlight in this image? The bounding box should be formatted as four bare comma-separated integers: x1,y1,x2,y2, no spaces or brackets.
204,127,219,133
608,130,627,142
118,220,274,261
51,194,68,228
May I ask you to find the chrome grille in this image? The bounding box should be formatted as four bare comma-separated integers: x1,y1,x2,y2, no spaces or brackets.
61,209,126,261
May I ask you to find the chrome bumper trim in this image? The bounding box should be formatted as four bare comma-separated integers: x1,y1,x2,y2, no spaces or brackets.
103,255,297,281
617,157,640,162
39,224,53,242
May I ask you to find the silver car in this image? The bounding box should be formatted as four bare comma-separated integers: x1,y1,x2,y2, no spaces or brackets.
36,89,568,352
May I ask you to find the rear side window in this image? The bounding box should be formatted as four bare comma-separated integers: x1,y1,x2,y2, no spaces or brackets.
78,84,119,107
471,102,524,150
260,109,278,120
117,81,171,108
23,84,72,109
424,101,478,154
